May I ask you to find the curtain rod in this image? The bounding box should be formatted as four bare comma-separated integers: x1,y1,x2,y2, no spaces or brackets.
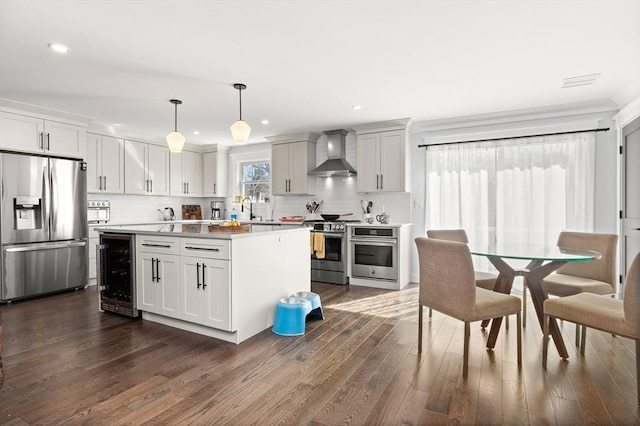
418,127,610,149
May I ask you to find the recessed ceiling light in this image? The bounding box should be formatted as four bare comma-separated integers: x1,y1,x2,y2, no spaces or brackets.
193,130,200,135
261,119,270,125
48,43,70,54
352,105,362,110
562,73,602,88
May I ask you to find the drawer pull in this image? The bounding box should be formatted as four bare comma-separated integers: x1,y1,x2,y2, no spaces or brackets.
142,243,172,248
184,246,220,252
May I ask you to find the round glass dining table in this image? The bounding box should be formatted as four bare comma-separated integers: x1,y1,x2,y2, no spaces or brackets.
468,243,600,359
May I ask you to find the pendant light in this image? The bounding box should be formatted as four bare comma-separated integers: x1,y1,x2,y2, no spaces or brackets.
166,99,186,153
230,83,251,144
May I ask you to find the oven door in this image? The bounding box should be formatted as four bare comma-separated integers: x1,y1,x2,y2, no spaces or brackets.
350,238,398,281
311,233,344,271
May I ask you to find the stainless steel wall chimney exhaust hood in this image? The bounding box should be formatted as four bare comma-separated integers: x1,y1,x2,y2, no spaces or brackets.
310,129,357,177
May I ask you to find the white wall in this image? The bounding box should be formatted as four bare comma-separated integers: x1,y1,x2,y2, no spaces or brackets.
408,110,619,282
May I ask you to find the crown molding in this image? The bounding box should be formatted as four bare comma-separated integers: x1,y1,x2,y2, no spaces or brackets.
412,99,618,133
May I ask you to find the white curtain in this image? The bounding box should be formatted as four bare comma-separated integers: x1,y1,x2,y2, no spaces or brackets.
425,132,595,276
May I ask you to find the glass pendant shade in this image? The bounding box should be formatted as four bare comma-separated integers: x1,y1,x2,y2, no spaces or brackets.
167,99,185,153
230,119,251,144
231,83,250,144
166,131,186,152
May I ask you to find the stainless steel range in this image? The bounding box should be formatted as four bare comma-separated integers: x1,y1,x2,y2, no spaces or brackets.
307,219,360,285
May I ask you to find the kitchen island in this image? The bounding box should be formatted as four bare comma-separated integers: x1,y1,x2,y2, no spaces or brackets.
96,222,310,344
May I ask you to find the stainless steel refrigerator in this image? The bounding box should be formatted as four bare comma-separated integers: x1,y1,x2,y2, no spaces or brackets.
1,153,88,302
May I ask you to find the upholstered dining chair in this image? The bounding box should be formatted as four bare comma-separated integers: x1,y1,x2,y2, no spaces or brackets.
539,231,618,342
416,237,522,379
542,252,640,405
426,229,499,321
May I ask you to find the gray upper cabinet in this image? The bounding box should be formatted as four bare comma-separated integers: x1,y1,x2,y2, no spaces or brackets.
268,132,319,195
0,111,86,159
87,133,125,194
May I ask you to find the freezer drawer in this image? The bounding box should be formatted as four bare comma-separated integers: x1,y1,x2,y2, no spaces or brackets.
1,240,88,301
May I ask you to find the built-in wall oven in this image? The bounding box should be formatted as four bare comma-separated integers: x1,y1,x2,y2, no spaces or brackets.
350,226,398,281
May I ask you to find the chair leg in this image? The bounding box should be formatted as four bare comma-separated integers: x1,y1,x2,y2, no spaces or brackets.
516,312,522,367
576,324,581,347
542,314,549,368
463,321,470,379
429,307,432,318
418,304,423,354
580,324,587,356
522,281,527,328
505,315,509,329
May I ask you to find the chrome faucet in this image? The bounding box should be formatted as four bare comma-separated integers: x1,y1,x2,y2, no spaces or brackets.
241,197,255,220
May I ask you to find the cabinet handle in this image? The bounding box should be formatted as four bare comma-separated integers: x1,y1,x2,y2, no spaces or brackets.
380,174,383,190
150,180,153,193
213,183,216,194
145,179,149,192
151,258,156,282
183,182,186,194
187,182,189,194
46,133,50,151
196,263,201,288
103,176,107,191
98,176,102,190
39,132,44,149
376,174,380,190
202,264,207,289
142,243,172,248
156,258,161,281
184,246,220,252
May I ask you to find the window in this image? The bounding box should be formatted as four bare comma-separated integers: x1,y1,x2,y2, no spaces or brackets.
425,132,595,246
241,161,270,202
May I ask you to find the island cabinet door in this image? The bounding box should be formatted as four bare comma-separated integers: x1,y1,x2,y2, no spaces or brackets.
202,259,232,331
138,253,159,313
180,257,205,323
156,254,180,319
138,253,180,318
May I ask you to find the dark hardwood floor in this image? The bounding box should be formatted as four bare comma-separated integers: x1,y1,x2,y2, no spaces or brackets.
0,282,638,425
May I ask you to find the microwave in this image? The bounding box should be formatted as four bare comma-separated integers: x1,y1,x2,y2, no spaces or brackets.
87,200,110,223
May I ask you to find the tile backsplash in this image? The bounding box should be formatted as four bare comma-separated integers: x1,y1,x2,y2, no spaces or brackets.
88,194,211,224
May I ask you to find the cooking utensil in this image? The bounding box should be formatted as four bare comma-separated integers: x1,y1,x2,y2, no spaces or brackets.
367,201,373,214
320,212,353,221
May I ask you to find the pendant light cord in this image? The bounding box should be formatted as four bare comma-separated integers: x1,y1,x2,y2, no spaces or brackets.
174,102,178,132
238,87,243,121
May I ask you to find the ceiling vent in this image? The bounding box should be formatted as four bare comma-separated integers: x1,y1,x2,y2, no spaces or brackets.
562,73,602,88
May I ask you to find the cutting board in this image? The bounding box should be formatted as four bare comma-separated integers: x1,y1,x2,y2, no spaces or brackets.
182,204,202,220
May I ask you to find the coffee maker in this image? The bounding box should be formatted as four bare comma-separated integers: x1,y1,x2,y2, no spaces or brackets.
211,201,224,219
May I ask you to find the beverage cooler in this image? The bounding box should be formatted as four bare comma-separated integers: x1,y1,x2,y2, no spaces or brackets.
98,233,138,317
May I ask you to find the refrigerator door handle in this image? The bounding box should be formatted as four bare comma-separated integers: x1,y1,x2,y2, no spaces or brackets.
5,240,87,253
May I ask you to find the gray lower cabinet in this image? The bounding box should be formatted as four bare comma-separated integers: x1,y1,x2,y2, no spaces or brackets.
136,236,180,319
179,238,232,331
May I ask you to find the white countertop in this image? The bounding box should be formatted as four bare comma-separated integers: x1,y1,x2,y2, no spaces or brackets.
93,220,308,239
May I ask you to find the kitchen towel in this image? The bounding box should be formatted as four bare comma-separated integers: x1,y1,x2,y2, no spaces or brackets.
313,232,325,259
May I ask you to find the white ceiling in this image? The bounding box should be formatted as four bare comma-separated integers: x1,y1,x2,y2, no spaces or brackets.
1,0,639,146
